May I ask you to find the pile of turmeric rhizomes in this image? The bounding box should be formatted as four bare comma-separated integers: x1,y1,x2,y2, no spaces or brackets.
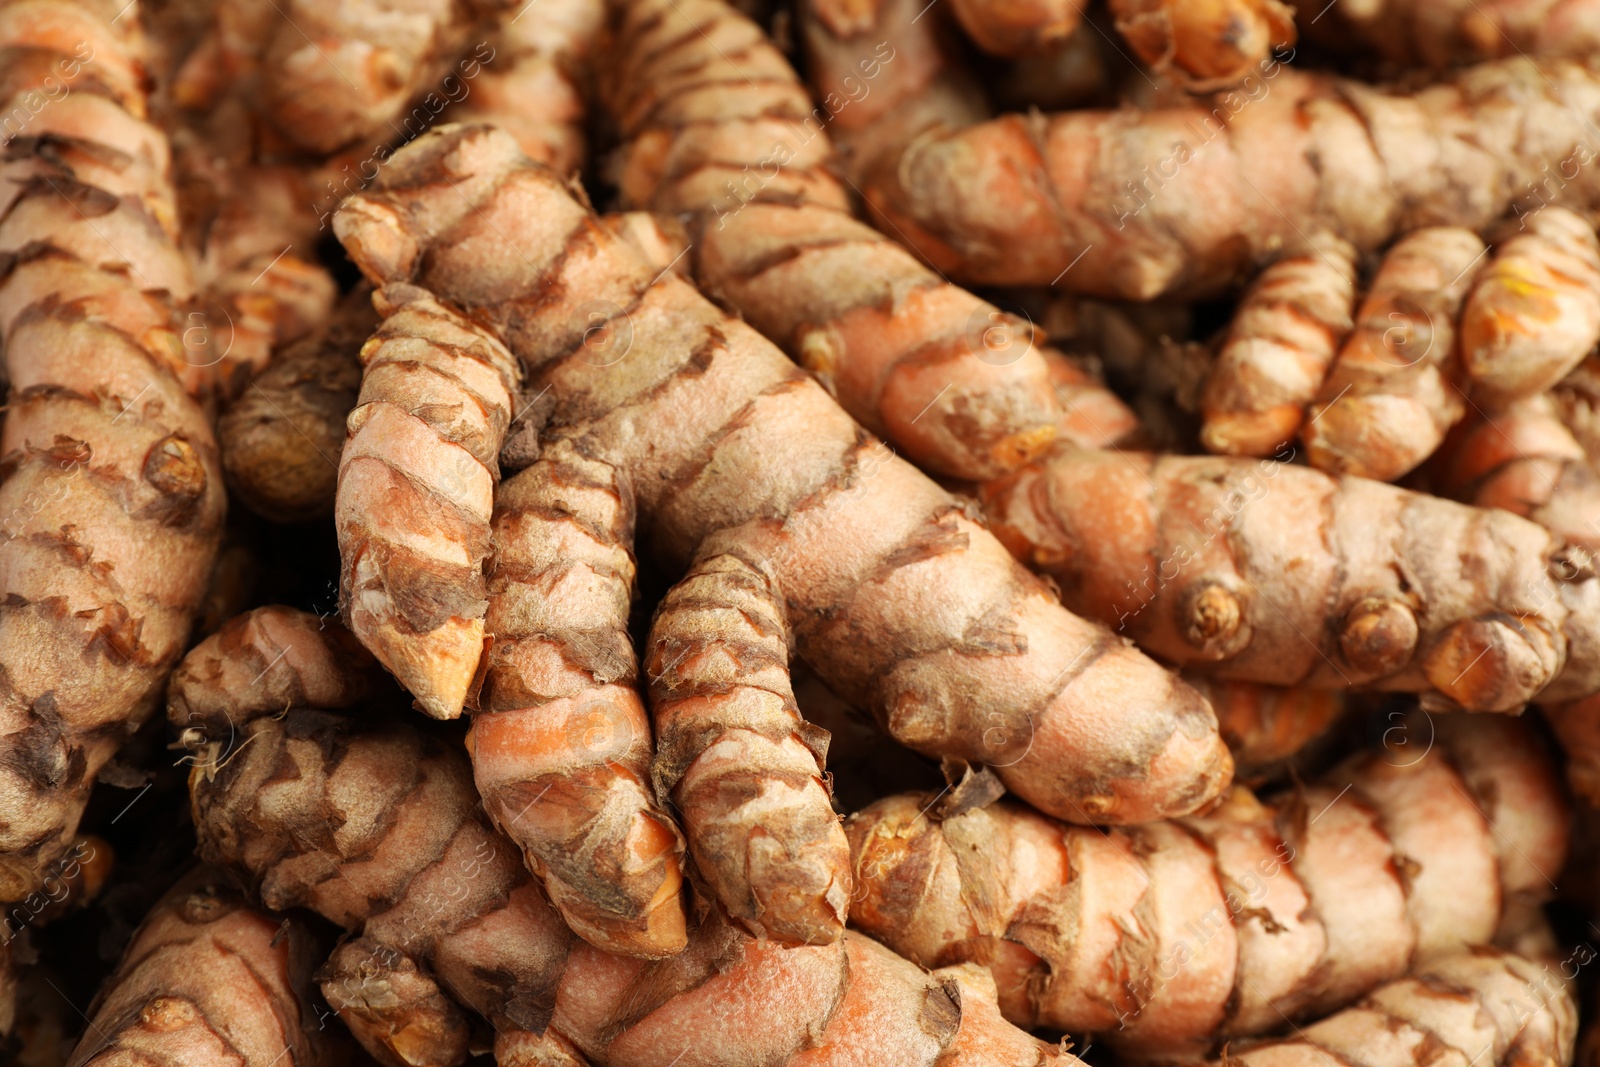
2,0,1599,1062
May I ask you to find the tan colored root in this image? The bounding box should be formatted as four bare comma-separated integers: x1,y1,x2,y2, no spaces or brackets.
982,447,1600,710
177,0,499,153
496,916,1071,1066
455,0,601,172
646,534,851,945
471,440,688,959
1301,227,1484,482
192,708,575,1067
167,605,389,768
220,290,375,523
337,284,519,719
1215,950,1575,1067
948,0,1081,56
1430,394,1600,554
803,0,1600,303
848,714,1565,1057
1200,235,1357,457
1461,208,1600,404
1307,0,1600,68
334,122,1232,826
66,869,337,1067
605,0,1065,482
1109,0,1294,85
0,0,224,903
1187,675,1345,782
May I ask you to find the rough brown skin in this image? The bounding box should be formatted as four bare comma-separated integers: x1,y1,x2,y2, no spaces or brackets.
220,290,375,523
334,122,1232,826
1302,227,1485,483
645,533,851,945
167,605,391,767
173,0,506,153
981,447,1600,711
337,284,520,719
1108,0,1293,86
847,714,1567,1057
65,869,337,1067
471,440,689,959
492,915,1072,1067
455,0,599,172
1307,0,1600,69
170,138,336,401
604,0,1066,483
1430,395,1600,555
0,0,225,904
803,0,1600,304
1460,209,1600,406
191,706,575,1067
1199,236,1357,458
1218,949,1576,1067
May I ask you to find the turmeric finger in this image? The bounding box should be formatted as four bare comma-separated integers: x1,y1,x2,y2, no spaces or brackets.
0,0,224,903
982,446,1600,710
66,869,338,1067
948,0,1082,57
1187,675,1344,782
472,441,688,959
1429,394,1600,554
1199,235,1357,458
1307,0,1600,68
337,284,519,719
1302,227,1484,482
646,534,851,945
1460,208,1600,405
848,713,1565,1056
1109,0,1294,85
605,0,1064,482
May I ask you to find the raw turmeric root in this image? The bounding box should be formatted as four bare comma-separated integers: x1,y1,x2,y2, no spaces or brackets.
166,605,390,764
176,0,502,153
1460,208,1600,406
66,869,337,1067
220,290,375,523
1307,0,1600,68
802,15,1600,300
335,122,1233,825
646,533,851,945
180,627,1057,1067
1545,692,1600,806
604,0,1067,483
454,0,600,173
847,713,1566,1056
1213,949,1575,1067
337,284,519,719
981,447,1600,710
1199,234,1358,457
1429,395,1600,554
1187,675,1345,782
1108,0,1294,85
947,0,1081,57
472,441,689,958
0,0,225,903
1301,227,1485,482
187,704,576,1067
491,915,1073,1067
